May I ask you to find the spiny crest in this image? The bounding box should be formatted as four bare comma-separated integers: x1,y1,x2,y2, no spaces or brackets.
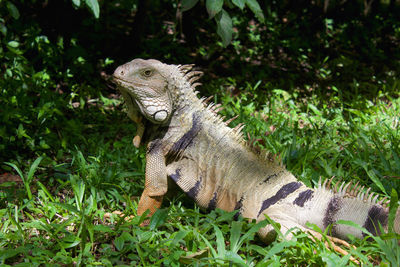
180,63,281,165
319,177,390,208
177,64,194,73
199,93,282,166
224,115,239,126
178,64,203,88
199,96,245,142
178,64,243,139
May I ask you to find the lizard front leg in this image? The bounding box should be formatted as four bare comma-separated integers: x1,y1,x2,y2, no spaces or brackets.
137,140,168,216
119,88,145,148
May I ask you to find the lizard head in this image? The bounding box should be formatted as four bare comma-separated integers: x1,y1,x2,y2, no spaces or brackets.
113,58,173,124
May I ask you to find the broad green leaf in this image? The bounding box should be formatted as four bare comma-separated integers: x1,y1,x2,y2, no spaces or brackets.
230,221,243,253
213,224,226,257
364,167,386,194
72,180,85,210
172,230,189,245
240,220,268,243
224,251,247,266
85,0,100,18
272,89,291,101
60,240,81,249
7,2,20,19
72,0,81,7
4,161,33,200
86,221,94,244
206,0,223,18
138,230,153,242
4,162,25,183
16,124,30,139
308,103,322,116
232,0,246,9
262,241,295,260
120,231,134,241
7,41,19,48
245,0,264,23
198,233,217,257
321,251,350,267
8,209,25,241
93,224,114,233
149,208,168,230
248,244,267,256
181,0,199,12
86,194,96,214
216,9,233,47
215,209,237,222
137,209,150,225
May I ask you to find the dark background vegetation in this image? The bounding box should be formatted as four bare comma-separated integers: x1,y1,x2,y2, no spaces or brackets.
1,0,400,265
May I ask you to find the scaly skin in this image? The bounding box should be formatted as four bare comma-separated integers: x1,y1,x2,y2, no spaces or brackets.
113,58,400,243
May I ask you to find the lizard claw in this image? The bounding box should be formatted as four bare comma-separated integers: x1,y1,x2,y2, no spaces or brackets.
133,135,142,148
307,229,359,265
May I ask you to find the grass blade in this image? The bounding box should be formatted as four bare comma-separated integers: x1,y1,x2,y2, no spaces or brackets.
239,220,269,246
37,181,55,202
4,162,31,200
388,189,399,232
27,156,43,183
213,224,226,257
4,162,24,182
230,221,243,253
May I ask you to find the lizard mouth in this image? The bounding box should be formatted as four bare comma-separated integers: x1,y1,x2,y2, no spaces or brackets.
116,84,146,117
114,77,169,124
113,76,137,90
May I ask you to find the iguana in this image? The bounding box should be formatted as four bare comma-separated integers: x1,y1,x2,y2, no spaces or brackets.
113,58,400,245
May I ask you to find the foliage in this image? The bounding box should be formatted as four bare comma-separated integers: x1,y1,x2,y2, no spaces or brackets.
1,0,400,265
0,0,118,164
181,0,264,46
1,89,400,265
71,0,100,18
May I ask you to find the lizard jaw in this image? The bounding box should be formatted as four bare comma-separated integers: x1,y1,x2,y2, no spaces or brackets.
115,79,170,124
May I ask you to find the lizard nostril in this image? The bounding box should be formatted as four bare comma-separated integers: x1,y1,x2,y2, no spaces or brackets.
120,70,125,76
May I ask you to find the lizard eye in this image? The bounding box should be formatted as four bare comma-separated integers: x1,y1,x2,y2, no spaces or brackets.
142,69,154,77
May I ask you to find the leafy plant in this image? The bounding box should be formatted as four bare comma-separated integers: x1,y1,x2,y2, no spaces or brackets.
71,0,100,18
4,157,43,200
181,0,265,46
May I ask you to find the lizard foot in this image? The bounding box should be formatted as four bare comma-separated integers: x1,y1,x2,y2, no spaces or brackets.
307,229,359,265
103,210,135,221
103,210,150,226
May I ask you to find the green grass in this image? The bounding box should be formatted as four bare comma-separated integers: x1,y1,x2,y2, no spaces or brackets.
1,85,400,266
1,1,399,265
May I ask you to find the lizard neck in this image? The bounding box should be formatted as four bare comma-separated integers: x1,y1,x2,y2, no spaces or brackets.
172,82,204,115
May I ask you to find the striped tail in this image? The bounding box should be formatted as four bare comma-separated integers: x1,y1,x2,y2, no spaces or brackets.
298,180,400,240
